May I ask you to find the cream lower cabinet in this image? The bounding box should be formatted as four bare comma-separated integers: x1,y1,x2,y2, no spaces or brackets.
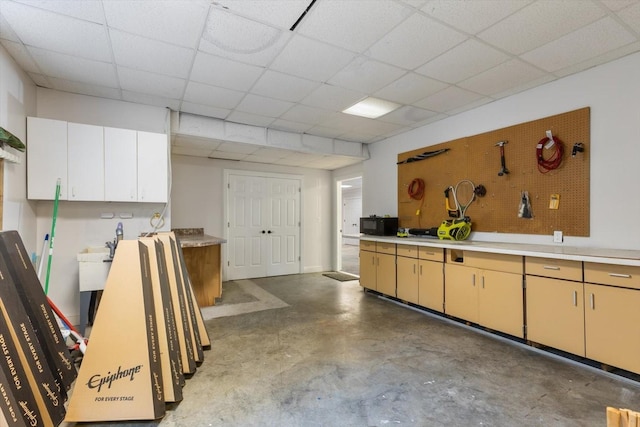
419,257,444,312
397,244,419,304
397,245,444,310
359,241,396,296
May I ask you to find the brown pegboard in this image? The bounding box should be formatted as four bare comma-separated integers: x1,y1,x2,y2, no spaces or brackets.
397,107,590,236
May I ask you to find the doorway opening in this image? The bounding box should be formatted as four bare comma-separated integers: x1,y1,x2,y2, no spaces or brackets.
337,176,361,276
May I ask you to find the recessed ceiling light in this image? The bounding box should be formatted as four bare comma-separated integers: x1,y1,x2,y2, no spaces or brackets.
343,97,401,119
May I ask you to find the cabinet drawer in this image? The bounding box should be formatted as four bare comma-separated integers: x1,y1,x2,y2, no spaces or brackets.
525,257,582,281
419,247,444,262
584,262,640,290
463,251,523,275
396,244,418,258
376,242,396,255
360,240,376,252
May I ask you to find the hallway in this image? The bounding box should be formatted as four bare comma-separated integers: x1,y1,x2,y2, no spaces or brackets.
158,273,640,426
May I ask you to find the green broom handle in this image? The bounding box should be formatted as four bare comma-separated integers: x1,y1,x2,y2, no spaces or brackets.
44,178,61,295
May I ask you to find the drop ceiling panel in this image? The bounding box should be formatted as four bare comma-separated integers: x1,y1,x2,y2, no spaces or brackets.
1,39,40,73
0,12,20,41
121,90,181,110
328,57,406,94
300,84,365,111
235,94,294,117
280,104,333,125
171,145,214,157
180,102,230,120
208,151,247,161
183,81,244,109
250,70,320,102
217,141,261,155
422,0,532,34
374,72,448,104
619,2,640,32
213,0,311,30
104,0,209,48
269,35,355,82
602,0,637,11
174,134,221,150
478,1,606,55
457,59,548,97
270,119,314,134
12,0,105,23
415,39,510,84
28,47,118,87
368,13,467,70
414,86,487,113
190,52,264,91
49,77,121,100
117,66,186,99
379,105,439,126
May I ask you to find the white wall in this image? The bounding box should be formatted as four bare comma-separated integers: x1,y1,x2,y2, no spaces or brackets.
364,52,640,250
0,45,37,252
171,154,332,276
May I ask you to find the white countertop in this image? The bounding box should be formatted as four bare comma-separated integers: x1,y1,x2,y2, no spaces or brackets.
360,235,640,267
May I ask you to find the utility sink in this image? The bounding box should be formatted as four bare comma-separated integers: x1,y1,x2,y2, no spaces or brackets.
77,247,111,292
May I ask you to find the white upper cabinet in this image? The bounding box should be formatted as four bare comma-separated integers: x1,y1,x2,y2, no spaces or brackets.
27,117,68,200
137,131,168,203
67,122,104,201
104,127,137,202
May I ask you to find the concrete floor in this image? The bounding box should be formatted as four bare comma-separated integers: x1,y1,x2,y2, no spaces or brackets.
68,273,640,426
340,243,359,276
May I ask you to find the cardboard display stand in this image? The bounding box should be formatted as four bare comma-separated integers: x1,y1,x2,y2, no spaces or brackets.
65,240,165,422
0,231,76,393
139,238,184,402
0,253,65,427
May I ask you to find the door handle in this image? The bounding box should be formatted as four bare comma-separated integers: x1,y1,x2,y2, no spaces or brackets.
572,290,577,306
590,293,595,310
267,230,272,234
261,230,266,234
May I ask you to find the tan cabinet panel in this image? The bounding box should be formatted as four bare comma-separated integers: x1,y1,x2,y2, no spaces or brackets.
419,247,444,262
360,240,376,252
525,257,583,281
526,276,585,356
584,284,640,373
419,260,444,312
584,263,640,290
478,270,524,338
397,256,419,304
396,244,418,258
377,253,397,297
464,251,523,274
444,263,478,323
376,242,396,255
359,250,376,290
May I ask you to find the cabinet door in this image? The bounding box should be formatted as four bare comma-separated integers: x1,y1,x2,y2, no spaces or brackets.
419,260,444,312
397,256,418,304
67,122,104,201
526,276,585,356
359,250,376,290
376,253,396,297
478,270,524,338
584,284,640,373
444,264,478,323
104,127,137,202
27,117,68,200
137,131,168,202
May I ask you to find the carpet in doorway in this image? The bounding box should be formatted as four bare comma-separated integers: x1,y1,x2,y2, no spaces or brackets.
322,271,359,282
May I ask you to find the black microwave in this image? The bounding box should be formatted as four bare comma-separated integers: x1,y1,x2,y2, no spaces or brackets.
360,217,398,236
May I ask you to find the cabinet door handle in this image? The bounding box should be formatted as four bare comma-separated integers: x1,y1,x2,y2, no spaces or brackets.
572,290,577,306
377,257,379,266
424,251,435,255
481,276,485,289
472,274,476,287
413,264,416,274
590,293,595,310
543,266,560,270
419,265,423,275
608,273,631,278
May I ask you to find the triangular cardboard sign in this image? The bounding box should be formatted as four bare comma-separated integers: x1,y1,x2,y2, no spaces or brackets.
65,240,164,422
139,238,183,402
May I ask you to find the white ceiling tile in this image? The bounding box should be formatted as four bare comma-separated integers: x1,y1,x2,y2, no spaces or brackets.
422,0,531,34
180,102,231,120
478,1,607,55
118,67,185,99
110,30,194,78
374,72,448,104
122,90,181,110
217,141,261,155
552,41,640,78
104,0,209,48
12,0,105,23
269,35,356,82
301,84,365,111
0,13,20,42
212,0,310,30
415,39,510,84
305,125,345,139
173,135,221,150
251,70,320,102
522,17,636,73
183,81,244,110
270,119,314,133
368,14,467,70
279,104,334,125
190,52,264,91
27,72,50,87
235,94,294,117
318,113,372,133
242,153,280,164
337,130,378,143
1,1,111,61
618,1,640,33
208,150,248,161
458,59,548,97
400,0,429,9
28,46,118,87
252,147,294,160
378,105,439,126
0,39,41,73
328,57,406,93
171,145,214,158
200,9,290,67
602,0,637,11
413,86,486,113
273,152,318,166
226,111,275,127
49,77,121,99
297,0,412,52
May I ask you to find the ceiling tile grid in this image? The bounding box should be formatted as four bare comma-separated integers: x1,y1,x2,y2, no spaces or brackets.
1,0,639,170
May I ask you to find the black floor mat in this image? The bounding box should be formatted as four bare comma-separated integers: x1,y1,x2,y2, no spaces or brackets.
322,271,359,282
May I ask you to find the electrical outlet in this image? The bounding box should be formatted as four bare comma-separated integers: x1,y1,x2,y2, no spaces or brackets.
553,230,563,243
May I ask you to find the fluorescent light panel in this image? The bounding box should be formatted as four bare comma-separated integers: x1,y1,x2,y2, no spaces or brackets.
343,97,401,119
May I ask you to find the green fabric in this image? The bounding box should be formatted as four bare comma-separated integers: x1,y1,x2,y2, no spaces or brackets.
0,127,26,151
